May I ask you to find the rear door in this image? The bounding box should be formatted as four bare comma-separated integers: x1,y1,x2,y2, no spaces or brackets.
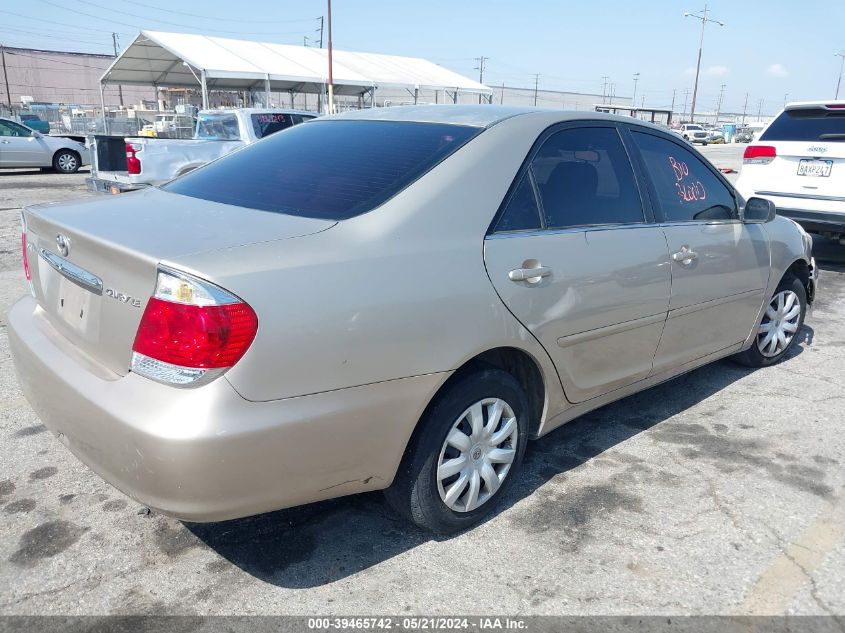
484,122,671,404
627,127,770,372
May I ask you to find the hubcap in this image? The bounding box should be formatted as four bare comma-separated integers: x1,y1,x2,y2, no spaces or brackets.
757,289,801,357
436,398,518,513
58,154,77,171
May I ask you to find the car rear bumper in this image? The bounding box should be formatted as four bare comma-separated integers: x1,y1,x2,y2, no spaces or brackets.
7,295,442,522
777,207,845,235
86,177,147,194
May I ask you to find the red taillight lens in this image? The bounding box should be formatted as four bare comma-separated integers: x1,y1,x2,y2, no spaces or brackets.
743,145,777,160
125,143,141,175
22,232,31,281
132,297,258,369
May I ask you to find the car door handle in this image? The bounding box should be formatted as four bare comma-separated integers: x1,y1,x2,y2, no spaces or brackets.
508,266,552,282
671,246,698,265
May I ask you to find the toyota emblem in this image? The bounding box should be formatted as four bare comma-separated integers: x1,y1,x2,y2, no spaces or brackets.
56,234,70,257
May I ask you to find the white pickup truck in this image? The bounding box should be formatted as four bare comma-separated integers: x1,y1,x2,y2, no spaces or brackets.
87,108,316,194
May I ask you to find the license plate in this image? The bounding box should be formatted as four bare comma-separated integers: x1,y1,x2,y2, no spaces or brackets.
797,159,833,177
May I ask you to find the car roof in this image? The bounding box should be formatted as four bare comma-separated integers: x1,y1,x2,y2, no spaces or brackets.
324,104,668,132
784,100,845,110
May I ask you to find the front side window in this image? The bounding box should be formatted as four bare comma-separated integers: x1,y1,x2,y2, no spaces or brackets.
531,126,644,229
0,121,32,137
631,131,737,222
164,120,480,220
250,113,293,138
195,113,241,140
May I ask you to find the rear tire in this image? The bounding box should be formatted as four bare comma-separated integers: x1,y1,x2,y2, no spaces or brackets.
733,275,806,367
384,368,529,534
53,150,80,174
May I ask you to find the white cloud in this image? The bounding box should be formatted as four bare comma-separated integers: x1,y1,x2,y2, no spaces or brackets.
766,63,789,77
704,65,730,77
682,65,729,77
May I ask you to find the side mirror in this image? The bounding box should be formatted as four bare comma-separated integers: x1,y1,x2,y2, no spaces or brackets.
742,197,777,223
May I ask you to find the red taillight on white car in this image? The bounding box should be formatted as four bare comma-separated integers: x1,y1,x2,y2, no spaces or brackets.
126,142,141,175
21,232,31,281
743,145,777,164
131,268,258,386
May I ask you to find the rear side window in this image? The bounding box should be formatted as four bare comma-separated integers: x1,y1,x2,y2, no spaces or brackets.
494,175,542,232
164,120,480,220
761,108,845,142
250,113,293,138
195,113,241,140
631,131,737,222
531,126,644,229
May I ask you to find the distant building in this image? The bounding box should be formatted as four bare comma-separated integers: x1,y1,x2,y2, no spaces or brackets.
0,46,152,108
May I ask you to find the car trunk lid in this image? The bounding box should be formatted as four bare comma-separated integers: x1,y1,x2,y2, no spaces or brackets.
23,187,335,376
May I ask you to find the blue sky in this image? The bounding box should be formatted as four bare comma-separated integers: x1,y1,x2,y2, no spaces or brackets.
1,0,841,115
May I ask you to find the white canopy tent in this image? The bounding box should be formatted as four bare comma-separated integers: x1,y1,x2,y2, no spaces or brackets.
100,31,492,111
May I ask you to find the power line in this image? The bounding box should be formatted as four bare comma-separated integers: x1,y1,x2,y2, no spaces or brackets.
0,8,128,34
108,0,320,24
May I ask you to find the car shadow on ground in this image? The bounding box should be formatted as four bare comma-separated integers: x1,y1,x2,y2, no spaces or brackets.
186,327,811,588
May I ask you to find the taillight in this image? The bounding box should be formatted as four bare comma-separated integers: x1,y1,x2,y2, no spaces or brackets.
743,145,777,164
125,142,141,175
130,268,258,386
21,232,31,281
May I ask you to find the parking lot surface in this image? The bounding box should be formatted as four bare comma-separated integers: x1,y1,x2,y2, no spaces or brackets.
1,151,843,615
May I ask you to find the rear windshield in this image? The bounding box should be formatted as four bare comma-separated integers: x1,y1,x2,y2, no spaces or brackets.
760,108,845,142
164,120,480,220
195,113,241,140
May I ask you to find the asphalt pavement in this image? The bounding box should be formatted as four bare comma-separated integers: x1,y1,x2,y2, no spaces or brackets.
0,153,843,616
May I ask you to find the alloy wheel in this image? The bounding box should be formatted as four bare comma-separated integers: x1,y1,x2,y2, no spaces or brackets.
756,289,801,357
436,397,518,513
57,153,78,172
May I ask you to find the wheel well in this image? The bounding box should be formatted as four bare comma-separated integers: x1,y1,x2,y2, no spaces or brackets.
448,347,546,437
784,259,813,302
53,148,80,163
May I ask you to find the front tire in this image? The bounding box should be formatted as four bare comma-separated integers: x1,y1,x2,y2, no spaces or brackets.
734,274,806,367
53,150,80,174
384,368,529,534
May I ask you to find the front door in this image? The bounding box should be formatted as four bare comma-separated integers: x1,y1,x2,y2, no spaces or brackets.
627,128,770,371
0,120,45,166
484,124,671,404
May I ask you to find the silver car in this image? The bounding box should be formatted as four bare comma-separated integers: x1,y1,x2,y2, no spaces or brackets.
0,117,89,173
8,106,817,534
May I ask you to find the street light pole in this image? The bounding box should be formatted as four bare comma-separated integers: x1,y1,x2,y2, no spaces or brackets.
326,0,334,114
631,72,640,114
835,52,845,99
684,4,724,123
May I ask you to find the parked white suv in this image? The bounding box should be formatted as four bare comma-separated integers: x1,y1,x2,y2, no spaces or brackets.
736,101,845,244
677,123,710,145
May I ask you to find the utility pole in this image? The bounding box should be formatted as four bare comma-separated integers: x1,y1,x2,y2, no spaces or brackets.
684,4,724,122
682,88,689,122
500,82,505,105
1,45,11,109
670,88,676,119
533,74,540,107
784,93,789,108
742,92,749,124
757,98,764,122
112,33,124,107
715,83,726,123
601,76,609,104
835,52,845,99
318,16,324,48
326,1,334,114
474,56,487,104
631,72,640,112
